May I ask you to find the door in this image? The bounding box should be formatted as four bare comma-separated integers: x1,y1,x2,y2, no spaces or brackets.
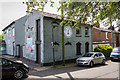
98,52,104,63
16,45,20,57
93,54,99,64
19,46,23,58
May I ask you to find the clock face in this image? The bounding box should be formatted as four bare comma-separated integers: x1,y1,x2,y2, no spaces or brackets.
64,26,72,38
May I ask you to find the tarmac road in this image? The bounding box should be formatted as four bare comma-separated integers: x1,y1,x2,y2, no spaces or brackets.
25,61,119,80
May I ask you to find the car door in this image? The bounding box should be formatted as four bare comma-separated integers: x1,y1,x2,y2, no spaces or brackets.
93,54,99,64
2,59,15,77
98,52,104,63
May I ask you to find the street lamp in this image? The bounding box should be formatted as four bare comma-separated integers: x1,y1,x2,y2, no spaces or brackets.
51,21,59,66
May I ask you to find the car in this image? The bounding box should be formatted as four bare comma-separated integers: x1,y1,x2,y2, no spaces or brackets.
110,47,120,61
0,58,29,79
76,52,106,67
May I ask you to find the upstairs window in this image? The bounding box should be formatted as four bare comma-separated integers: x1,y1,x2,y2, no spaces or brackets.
13,28,15,37
85,27,89,36
9,29,11,38
106,32,108,39
76,27,81,37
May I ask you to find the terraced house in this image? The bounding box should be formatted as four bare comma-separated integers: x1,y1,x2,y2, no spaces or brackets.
2,10,93,66
2,16,27,57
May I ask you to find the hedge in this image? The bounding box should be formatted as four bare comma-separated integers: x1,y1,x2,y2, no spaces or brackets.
94,45,113,58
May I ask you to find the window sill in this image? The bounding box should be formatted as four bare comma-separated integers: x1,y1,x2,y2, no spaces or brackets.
85,35,89,37
76,35,82,37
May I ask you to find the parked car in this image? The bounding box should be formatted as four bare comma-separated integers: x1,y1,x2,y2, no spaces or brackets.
76,52,106,67
0,58,29,79
110,47,120,61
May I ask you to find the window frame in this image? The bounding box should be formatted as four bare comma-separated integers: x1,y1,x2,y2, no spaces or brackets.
76,42,81,55
85,42,89,53
76,27,81,37
106,32,108,39
85,27,89,37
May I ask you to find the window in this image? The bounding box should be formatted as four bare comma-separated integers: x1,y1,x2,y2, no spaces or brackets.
106,32,108,39
85,42,89,53
2,59,13,65
98,53,102,56
9,29,11,38
4,31,6,34
76,42,81,55
94,54,99,57
13,28,15,37
85,27,89,36
76,27,81,37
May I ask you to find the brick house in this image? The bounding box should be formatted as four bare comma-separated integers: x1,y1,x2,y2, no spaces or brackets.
93,26,120,49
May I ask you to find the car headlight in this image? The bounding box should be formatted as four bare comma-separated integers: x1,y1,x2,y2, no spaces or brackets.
85,60,90,62
110,55,113,57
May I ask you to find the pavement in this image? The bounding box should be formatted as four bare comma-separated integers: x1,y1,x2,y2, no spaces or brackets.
2,55,51,71
2,54,76,71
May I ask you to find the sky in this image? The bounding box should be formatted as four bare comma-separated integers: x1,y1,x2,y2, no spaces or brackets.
0,0,60,35
0,0,119,35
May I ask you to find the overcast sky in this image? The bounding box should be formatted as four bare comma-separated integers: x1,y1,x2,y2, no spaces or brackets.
0,0,60,35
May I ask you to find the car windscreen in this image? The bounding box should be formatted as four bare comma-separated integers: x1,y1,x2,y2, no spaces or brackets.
83,53,93,57
112,48,120,53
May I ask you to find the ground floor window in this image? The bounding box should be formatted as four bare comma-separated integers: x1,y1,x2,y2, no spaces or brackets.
76,42,81,55
85,42,89,53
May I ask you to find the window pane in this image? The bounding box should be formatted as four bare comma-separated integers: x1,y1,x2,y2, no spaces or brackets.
76,42,81,55
85,27,89,36
76,28,81,37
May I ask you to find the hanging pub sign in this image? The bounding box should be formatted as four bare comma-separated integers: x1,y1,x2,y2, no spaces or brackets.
27,38,33,49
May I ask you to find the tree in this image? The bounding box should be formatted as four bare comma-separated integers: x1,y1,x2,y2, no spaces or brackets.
59,1,120,47
24,0,120,65
0,33,3,42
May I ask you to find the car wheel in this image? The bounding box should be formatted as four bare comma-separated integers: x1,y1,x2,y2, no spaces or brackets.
89,61,94,67
102,59,105,65
14,70,24,79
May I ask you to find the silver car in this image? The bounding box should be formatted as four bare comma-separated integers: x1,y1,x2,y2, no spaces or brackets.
76,52,106,67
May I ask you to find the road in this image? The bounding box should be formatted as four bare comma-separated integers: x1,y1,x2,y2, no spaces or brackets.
25,61,119,80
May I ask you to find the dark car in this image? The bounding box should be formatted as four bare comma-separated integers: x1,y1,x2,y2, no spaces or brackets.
0,58,29,79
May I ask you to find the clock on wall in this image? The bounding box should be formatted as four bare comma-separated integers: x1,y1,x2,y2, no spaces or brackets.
64,26,72,38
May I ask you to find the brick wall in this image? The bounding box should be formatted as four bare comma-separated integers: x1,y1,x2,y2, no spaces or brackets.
93,27,120,47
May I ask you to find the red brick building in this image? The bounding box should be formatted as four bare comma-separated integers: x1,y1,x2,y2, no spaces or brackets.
93,26,120,49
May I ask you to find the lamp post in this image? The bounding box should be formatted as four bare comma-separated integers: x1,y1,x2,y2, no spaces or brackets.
51,21,59,66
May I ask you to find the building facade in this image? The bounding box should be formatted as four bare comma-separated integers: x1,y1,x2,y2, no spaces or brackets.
93,26,120,50
23,10,93,65
2,16,27,57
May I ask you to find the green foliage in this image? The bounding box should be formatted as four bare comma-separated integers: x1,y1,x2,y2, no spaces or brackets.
24,0,120,29
94,45,113,58
0,33,3,42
